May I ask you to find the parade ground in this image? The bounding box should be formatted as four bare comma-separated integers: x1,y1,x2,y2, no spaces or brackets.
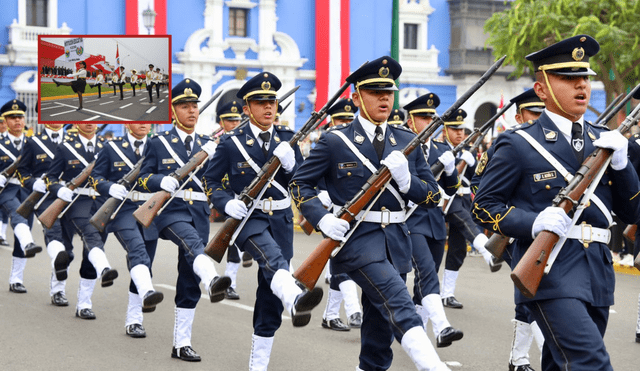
0,222,638,370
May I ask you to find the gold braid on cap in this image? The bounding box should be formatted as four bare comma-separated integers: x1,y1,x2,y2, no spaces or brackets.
518,102,545,115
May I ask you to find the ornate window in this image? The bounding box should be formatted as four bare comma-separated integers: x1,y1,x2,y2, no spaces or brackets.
403,23,418,50
229,8,248,37
27,0,49,27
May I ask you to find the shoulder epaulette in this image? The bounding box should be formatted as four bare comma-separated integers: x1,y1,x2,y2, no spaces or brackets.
633,133,640,139
433,138,444,144
275,125,293,132
389,124,411,133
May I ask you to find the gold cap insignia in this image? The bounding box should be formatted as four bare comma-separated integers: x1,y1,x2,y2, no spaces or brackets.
354,135,365,144
345,105,351,112
393,115,400,121
261,81,271,91
247,138,255,146
171,137,179,143
456,116,463,121
184,88,193,96
427,99,434,106
379,67,389,78
12,104,18,110
572,47,585,61
231,106,238,113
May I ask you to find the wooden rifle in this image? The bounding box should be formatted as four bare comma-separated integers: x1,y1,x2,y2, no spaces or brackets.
132,151,209,228
0,155,23,196
511,83,640,298
485,93,629,260
16,174,47,218
89,157,145,232
38,160,96,229
203,65,366,263
292,56,506,289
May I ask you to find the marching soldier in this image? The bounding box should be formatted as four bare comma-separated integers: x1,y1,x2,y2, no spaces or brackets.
205,72,323,369
388,108,405,125
0,99,44,293
472,35,640,370
17,122,73,305
439,109,499,310
0,116,9,246
145,64,155,104
402,92,464,348
471,88,546,371
91,123,164,338
138,78,230,361
130,69,139,97
291,56,450,371
154,68,162,99
317,98,363,331
89,71,105,98
214,100,247,300
53,60,88,110
116,66,126,100
45,123,119,319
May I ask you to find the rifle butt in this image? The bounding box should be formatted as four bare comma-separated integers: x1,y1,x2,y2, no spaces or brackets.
623,224,637,243
89,198,120,233
484,234,510,260
132,192,171,228
293,238,339,290
299,217,315,236
38,199,68,229
510,231,558,298
204,218,242,262
17,191,45,218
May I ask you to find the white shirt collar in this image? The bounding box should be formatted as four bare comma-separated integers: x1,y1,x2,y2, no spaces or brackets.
545,109,584,143
127,133,146,153
249,123,274,147
78,134,96,152
6,132,23,144
357,115,387,143
176,128,195,146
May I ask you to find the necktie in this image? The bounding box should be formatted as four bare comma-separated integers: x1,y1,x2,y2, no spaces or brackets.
373,126,385,161
51,132,59,140
134,140,143,157
184,135,193,156
571,122,584,163
259,131,271,158
13,139,21,151
421,143,430,161
87,141,94,154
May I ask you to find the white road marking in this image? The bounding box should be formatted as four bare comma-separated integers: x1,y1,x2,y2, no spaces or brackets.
50,109,78,116
146,106,157,113
50,102,130,121
99,101,113,105
120,103,133,109
83,116,101,121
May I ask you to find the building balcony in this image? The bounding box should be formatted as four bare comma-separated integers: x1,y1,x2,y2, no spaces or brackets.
1,19,72,66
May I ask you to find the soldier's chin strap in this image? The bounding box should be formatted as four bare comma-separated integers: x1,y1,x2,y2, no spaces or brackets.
356,87,383,126
44,124,62,131
541,70,572,118
171,104,192,132
244,98,277,131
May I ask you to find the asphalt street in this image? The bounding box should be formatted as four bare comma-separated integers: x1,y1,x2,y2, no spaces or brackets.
39,87,170,122
0,222,638,370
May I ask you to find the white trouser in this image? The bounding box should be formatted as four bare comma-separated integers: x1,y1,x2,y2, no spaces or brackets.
88,247,111,275
422,293,451,338
50,273,66,296
193,254,218,292
339,279,361,317
0,221,7,239
13,223,34,250
77,278,96,310
174,307,195,348
401,326,451,371
441,269,458,299
323,288,343,321
510,319,533,366
270,269,302,314
225,262,240,289
130,264,154,300
9,257,26,284
126,291,143,327
249,334,274,371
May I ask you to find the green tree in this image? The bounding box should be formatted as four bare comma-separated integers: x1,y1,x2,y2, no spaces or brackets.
485,0,640,116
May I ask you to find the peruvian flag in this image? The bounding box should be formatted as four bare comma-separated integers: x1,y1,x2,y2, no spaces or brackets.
493,92,508,137
115,44,121,77
315,0,350,113
125,0,167,35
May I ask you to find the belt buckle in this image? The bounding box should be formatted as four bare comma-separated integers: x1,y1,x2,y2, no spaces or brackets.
380,209,391,228
89,188,96,199
262,197,273,215
580,222,593,248
131,191,140,202
183,189,192,202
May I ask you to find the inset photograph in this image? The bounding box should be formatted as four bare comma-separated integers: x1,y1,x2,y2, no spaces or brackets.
38,35,170,123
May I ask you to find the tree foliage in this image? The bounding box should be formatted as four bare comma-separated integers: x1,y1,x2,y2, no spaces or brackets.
485,0,640,107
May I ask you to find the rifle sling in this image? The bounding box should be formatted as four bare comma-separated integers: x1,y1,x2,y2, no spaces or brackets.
158,136,205,193
63,142,89,167
31,137,55,160
229,136,288,198
108,141,134,169
0,143,16,162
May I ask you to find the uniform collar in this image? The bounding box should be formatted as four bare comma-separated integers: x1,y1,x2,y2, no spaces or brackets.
176,128,195,145
127,132,146,152
545,108,584,141
45,128,63,143
78,134,96,152
6,132,23,143
358,115,387,142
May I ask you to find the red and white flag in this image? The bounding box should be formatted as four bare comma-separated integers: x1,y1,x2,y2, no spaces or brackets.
493,92,508,137
125,0,167,35
315,0,350,113
115,44,121,77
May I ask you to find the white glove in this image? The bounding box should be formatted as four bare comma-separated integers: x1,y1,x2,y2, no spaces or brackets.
317,190,332,208
33,178,47,193
460,150,476,167
593,131,628,170
201,141,218,160
438,151,456,176
66,74,72,77
531,206,572,238
109,183,128,200
57,187,74,203
381,151,411,193
225,199,248,220
0,174,6,188
160,176,179,193
273,142,295,173
317,214,350,242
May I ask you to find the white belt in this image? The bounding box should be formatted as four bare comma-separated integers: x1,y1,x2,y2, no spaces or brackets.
127,191,153,202
566,224,610,245
458,186,471,195
254,197,291,213
332,205,405,225
75,188,100,197
8,178,20,185
174,190,208,202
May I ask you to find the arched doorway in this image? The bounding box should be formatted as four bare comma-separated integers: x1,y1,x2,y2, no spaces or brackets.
474,102,497,129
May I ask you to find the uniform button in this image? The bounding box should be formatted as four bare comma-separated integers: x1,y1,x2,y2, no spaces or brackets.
268,184,272,188
241,171,245,175
381,206,387,211
347,172,351,176
545,185,550,190
167,166,171,169
118,168,121,171
608,181,612,186
269,211,273,216
189,201,193,205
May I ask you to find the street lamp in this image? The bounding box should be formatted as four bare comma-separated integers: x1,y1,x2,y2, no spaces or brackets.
7,46,17,66
142,6,157,35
